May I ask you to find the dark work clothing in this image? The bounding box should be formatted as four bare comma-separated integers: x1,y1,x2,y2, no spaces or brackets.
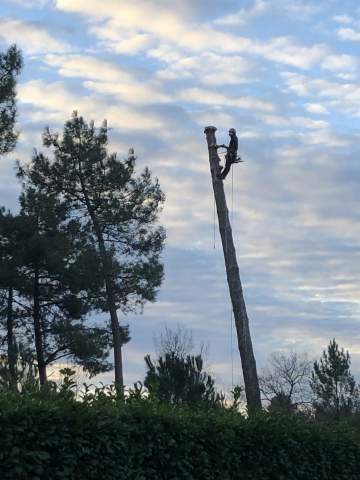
221,134,238,180
228,135,238,155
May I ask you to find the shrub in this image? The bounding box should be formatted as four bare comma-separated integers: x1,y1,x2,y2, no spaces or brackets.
0,394,359,479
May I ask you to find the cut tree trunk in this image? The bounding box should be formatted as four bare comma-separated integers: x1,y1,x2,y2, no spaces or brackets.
204,126,261,410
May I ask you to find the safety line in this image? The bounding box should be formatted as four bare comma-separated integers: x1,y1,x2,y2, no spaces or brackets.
230,167,235,389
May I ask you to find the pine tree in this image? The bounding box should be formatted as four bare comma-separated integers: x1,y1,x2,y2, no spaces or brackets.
144,353,218,406
311,339,359,418
0,45,22,155
14,153,113,384
0,209,29,388
32,112,165,387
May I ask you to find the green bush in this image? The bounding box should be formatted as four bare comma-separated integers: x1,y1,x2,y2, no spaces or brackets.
0,394,359,479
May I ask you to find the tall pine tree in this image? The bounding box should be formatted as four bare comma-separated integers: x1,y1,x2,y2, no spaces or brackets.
21,113,165,386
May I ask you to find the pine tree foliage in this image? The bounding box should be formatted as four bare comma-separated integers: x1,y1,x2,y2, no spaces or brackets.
311,339,359,418
0,45,22,155
40,112,165,311
0,111,165,388
17,160,113,381
27,112,166,385
0,154,115,385
144,353,217,406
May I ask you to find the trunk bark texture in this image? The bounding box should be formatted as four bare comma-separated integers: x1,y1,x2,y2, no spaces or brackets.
204,126,261,410
76,158,124,388
92,215,124,388
33,268,47,385
6,286,17,386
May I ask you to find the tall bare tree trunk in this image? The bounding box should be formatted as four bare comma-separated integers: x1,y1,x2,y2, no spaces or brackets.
204,126,261,410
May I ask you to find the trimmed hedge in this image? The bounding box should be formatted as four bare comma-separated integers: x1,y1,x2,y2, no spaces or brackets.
0,396,360,479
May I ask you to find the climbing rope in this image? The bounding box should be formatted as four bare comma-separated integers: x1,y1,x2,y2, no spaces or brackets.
211,151,240,390
231,164,234,222
230,309,234,389
230,166,235,389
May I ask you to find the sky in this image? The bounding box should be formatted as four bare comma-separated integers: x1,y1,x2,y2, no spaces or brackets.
0,0,359,391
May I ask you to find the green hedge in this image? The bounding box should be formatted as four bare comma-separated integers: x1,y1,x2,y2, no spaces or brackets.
0,396,359,479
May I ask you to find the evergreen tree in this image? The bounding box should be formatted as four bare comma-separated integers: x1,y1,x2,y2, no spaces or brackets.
311,339,359,418
14,153,113,384
0,45,22,155
0,209,28,387
144,353,218,406
30,112,165,387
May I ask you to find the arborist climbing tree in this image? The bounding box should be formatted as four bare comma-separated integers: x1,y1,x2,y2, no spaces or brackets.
216,128,242,180
204,125,261,411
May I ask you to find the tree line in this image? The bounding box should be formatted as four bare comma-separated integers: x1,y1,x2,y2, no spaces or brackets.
0,45,166,388
147,329,360,419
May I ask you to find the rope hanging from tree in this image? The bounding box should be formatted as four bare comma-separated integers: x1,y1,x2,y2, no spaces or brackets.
211,161,237,389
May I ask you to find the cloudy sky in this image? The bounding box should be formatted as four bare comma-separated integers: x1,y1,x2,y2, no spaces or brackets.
0,0,359,390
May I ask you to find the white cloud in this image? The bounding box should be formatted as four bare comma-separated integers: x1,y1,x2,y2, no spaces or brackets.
56,0,252,54
154,52,255,86
179,87,275,113
321,54,358,72
338,28,360,42
291,117,328,129
336,72,358,81
300,129,350,147
0,18,69,54
90,27,154,55
83,80,170,105
192,111,237,132
260,114,328,130
45,54,132,82
214,0,268,27
44,54,170,105
18,79,167,130
333,14,353,25
6,0,49,6
280,0,322,19
305,103,329,115
55,0,328,70
18,80,89,112
254,37,328,70
282,72,360,117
